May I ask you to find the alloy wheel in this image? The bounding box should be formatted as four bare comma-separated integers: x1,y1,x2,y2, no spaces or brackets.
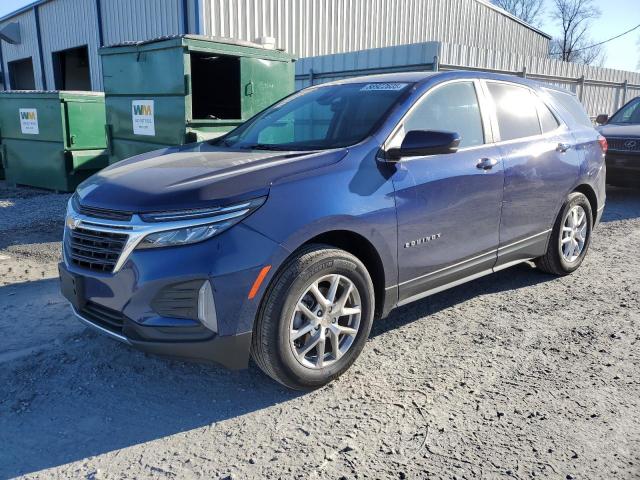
560,205,588,263
288,274,362,369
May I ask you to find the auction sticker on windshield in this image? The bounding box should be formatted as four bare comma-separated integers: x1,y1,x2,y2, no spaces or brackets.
360,83,408,91
132,100,155,136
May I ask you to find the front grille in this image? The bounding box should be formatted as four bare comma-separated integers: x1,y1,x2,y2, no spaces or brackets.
69,226,128,273
607,137,640,153
77,204,133,222
80,302,126,334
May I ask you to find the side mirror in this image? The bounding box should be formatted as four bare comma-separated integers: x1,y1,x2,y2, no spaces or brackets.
387,130,461,160
595,114,609,125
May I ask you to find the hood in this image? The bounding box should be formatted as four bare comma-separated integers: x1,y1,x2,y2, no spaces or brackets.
77,143,347,213
598,123,640,137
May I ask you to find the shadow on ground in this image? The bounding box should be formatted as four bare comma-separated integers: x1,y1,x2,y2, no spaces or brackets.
0,259,559,478
0,279,301,478
600,186,640,222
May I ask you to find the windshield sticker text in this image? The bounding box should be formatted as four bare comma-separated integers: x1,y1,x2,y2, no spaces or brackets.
361,83,408,92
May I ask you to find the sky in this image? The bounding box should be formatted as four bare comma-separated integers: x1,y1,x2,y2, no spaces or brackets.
537,0,640,72
0,0,638,72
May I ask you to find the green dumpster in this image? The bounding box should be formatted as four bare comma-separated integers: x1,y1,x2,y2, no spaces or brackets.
100,35,295,164
0,91,108,192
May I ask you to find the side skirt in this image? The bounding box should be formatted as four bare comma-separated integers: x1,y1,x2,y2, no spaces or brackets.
394,230,550,308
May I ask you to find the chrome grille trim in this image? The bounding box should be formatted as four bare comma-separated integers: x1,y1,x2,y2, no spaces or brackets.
68,226,128,272
64,198,253,274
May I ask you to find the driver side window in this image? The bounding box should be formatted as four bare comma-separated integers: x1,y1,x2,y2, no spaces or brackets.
403,81,485,148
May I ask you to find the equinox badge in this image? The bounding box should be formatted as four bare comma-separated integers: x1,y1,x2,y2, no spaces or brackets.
404,233,442,248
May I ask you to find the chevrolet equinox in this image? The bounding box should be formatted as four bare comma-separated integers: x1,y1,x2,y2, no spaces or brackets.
60,71,607,390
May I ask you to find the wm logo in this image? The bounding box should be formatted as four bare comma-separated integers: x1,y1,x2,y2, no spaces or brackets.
20,111,36,120
133,104,152,116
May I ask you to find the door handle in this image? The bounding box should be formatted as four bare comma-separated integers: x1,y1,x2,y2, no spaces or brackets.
476,158,498,170
556,143,572,153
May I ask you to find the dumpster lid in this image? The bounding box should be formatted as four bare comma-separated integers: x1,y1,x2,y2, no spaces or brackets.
102,34,285,51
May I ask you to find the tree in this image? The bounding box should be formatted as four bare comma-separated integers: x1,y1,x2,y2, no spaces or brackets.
491,0,545,27
548,0,605,65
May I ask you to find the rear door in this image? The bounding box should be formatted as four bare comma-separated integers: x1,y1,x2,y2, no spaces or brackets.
390,79,504,305
483,81,583,269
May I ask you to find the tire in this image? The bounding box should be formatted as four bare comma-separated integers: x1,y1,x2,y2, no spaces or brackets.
535,192,593,276
251,244,375,390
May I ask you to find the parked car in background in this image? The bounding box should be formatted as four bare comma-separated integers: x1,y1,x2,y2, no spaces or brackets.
59,71,607,390
596,96,640,188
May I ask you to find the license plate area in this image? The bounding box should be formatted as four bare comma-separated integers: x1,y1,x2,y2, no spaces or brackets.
59,265,86,310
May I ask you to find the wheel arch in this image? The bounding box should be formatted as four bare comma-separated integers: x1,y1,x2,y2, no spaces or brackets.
273,230,388,320
573,183,598,223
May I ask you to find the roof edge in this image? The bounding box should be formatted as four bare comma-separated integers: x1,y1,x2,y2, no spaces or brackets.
474,0,552,40
0,0,53,23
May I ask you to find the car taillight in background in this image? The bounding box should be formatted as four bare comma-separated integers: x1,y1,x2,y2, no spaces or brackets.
598,136,608,154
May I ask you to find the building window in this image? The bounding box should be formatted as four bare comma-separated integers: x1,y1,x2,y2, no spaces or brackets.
8,57,36,90
52,45,91,91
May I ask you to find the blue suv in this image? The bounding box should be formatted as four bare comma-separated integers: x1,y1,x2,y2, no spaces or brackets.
59,71,606,389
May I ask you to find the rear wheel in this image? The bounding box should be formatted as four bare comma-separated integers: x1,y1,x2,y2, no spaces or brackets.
535,192,593,275
252,245,375,390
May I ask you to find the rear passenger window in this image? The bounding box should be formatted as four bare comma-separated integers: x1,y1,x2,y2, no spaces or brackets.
487,83,541,141
403,81,485,148
537,100,560,133
547,89,592,127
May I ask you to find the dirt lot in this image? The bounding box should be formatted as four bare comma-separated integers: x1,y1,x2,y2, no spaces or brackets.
0,181,638,480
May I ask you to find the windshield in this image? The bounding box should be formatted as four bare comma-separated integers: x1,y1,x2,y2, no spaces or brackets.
610,97,640,124
215,82,412,150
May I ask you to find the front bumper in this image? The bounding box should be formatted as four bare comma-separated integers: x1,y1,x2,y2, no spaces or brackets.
59,223,290,370
70,303,252,369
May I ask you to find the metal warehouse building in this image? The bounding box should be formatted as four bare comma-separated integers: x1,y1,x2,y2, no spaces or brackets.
0,0,551,91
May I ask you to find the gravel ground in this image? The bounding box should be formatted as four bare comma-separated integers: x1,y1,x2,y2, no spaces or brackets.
0,181,639,480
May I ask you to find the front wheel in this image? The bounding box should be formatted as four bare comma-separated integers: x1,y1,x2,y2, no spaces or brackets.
251,245,375,390
535,192,593,275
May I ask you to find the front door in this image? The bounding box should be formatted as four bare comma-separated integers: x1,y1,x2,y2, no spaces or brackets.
390,80,504,305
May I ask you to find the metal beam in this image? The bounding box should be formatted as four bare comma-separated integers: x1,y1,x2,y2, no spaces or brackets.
182,0,189,34
96,0,104,47
33,5,47,90
0,39,6,89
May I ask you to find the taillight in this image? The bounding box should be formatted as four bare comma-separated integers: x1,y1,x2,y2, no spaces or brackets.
598,136,608,154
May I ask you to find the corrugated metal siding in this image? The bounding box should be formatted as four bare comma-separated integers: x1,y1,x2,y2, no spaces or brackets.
38,0,102,90
100,0,184,46
295,42,440,89
296,41,640,117
0,0,189,91
201,0,550,58
438,41,640,115
0,9,43,89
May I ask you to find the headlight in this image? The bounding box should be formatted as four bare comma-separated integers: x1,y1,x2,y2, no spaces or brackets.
138,222,231,249
136,197,266,249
